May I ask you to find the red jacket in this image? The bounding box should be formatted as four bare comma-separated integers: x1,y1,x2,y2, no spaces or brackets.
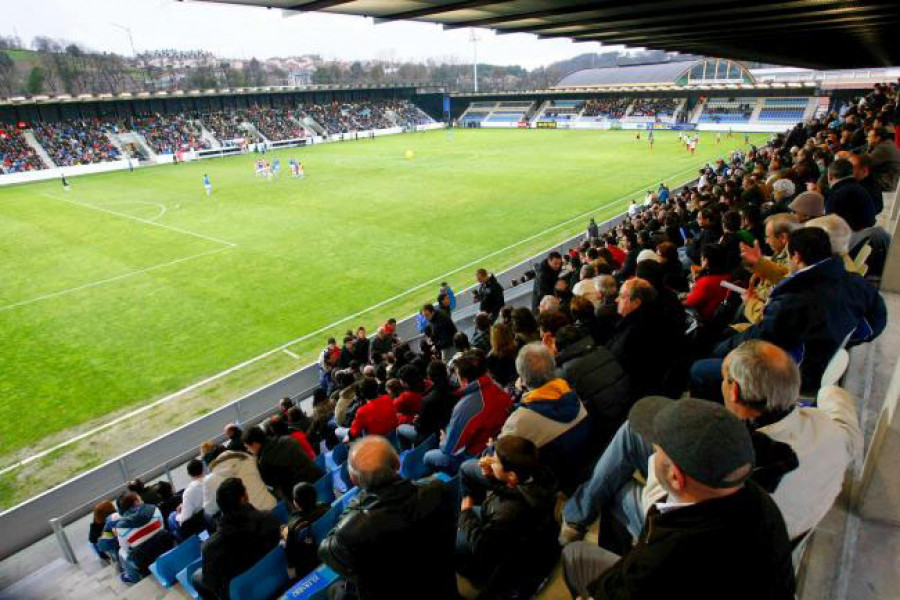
684,273,731,321
606,245,626,269
290,431,316,460
349,394,399,440
394,391,422,425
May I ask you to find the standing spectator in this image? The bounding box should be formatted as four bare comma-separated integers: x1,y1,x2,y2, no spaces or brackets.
532,252,563,312
193,478,281,600
243,427,322,500
222,424,246,453
475,268,505,321
421,304,457,361
319,437,458,600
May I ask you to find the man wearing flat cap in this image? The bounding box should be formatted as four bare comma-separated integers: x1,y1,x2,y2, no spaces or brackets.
562,398,795,600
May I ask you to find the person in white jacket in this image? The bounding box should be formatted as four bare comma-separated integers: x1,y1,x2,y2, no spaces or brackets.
561,339,862,544
203,450,277,517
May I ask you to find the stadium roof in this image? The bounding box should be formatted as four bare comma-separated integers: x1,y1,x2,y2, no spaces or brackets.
192,0,900,70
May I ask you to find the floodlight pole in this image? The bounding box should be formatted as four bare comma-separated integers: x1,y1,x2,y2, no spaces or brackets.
111,23,137,58
470,29,479,93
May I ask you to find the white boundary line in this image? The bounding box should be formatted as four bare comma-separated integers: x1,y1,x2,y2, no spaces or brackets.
41,192,237,248
99,200,168,222
0,247,233,312
0,152,728,476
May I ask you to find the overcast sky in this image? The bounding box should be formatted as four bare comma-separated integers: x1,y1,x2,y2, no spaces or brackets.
3,0,628,69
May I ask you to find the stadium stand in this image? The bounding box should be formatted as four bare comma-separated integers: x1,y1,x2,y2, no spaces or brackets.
127,114,211,154
0,124,44,173
758,97,811,124
202,111,248,145
243,107,307,141
697,97,756,123
30,119,122,166
2,79,899,600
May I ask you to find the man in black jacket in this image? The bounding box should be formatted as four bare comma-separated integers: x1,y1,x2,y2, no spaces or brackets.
531,252,562,312
319,437,457,600
421,303,458,361
193,478,281,600
607,278,681,400
684,208,721,266
243,427,322,500
555,325,631,450
562,398,795,600
475,268,505,321
825,158,876,232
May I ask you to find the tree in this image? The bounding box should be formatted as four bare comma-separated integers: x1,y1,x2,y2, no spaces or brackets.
0,52,15,95
26,66,45,94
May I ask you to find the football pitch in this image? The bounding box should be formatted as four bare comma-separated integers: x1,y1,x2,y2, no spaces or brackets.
0,128,762,505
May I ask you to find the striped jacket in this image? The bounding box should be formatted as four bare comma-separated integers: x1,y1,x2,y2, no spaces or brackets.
442,375,512,458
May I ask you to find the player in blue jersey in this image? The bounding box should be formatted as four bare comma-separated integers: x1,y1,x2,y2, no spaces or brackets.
203,174,212,197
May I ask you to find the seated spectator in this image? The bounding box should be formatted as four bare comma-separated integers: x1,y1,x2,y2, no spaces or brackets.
867,126,900,192
561,398,795,600
89,500,119,562
593,274,620,344
554,325,630,449
701,227,886,395
825,158,876,231
471,312,492,354
739,213,800,319
369,327,394,357
168,458,206,541
684,243,731,322
283,482,330,576
111,492,175,584
497,343,591,491
475,268,505,321
510,306,540,347
203,449,276,518
243,426,322,500
424,350,512,475
393,364,425,425
486,322,519,388
572,264,601,307
222,423,246,453
847,153,884,214
193,478,281,600
347,377,399,440
789,190,825,223
200,440,226,466
399,360,458,447
306,387,337,450
286,407,316,459
457,436,559,596
319,436,458,600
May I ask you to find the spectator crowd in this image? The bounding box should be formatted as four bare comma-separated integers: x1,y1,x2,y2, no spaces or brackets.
31,118,122,166
580,97,632,119
64,80,900,600
0,124,44,173
628,97,682,118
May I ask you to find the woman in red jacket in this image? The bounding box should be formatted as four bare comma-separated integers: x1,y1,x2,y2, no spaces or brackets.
684,243,731,322
348,378,399,441
393,364,425,425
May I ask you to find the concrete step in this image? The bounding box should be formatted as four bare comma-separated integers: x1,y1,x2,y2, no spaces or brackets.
121,576,167,600
22,130,56,169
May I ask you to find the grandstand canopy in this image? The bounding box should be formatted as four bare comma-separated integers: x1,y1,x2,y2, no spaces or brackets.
194,0,900,70
555,58,754,89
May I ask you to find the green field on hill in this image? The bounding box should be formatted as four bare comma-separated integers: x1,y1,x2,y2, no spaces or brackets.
0,128,762,505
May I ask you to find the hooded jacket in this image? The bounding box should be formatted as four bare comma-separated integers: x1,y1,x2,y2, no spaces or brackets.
256,436,323,500
500,379,592,493
319,478,458,600
441,375,512,459
715,256,886,392
478,274,506,320
591,482,795,600
204,451,277,516
112,504,174,572
556,335,631,442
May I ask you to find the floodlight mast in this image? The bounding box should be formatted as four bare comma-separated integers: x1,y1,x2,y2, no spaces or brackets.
469,29,480,93
111,23,137,58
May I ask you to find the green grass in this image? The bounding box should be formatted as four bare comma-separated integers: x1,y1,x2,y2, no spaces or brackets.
0,128,761,464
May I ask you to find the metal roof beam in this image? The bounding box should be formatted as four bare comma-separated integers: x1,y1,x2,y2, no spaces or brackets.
441,2,602,29
497,0,843,34
288,0,356,10
374,0,516,23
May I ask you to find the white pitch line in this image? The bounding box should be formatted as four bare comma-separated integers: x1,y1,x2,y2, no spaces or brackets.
0,152,729,476
0,246,233,312
99,200,168,222
41,192,237,248
283,349,300,359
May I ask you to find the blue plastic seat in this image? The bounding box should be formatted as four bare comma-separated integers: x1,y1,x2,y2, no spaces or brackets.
434,472,461,500
330,442,349,468
272,500,291,525
398,433,438,481
333,461,351,494
314,452,327,472
176,557,203,599
310,502,342,546
228,545,289,600
281,564,341,600
314,469,336,504
332,487,360,511
149,534,202,588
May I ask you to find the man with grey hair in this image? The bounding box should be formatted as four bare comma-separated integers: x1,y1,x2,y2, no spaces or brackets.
739,212,800,323
772,177,796,203
459,343,592,497
561,339,862,547
319,436,458,600
572,263,601,307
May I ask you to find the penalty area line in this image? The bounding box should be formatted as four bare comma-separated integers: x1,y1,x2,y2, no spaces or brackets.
0,246,234,312
0,154,722,476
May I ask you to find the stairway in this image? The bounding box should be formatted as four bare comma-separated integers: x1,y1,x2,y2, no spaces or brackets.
0,555,191,600
22,131,55,169
116,132,157,161
195,120,222,149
